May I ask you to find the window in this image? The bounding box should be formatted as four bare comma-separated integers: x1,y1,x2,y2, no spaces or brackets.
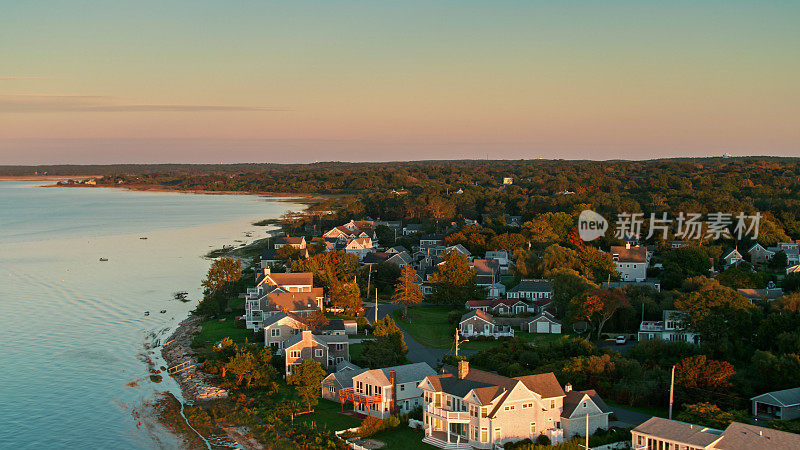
270,328,280,337
530,422,536,434
550,400,555,409
289,350,300,358
480,428,488,443
400,384,405,391
480,407,488,418
494,428,501,440
314,349,323,358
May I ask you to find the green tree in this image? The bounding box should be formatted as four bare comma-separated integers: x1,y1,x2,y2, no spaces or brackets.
225,347,258,387
675,288,753,346
551,269,597,319
357,333,409,369
430,249,485,304
287,359,327,411
676,403,748,429
201,257,242,293
782,273,800,293
539,244,584,277
391,264,425,318
769,250,788,271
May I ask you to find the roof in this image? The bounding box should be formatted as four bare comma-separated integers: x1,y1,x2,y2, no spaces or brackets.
722,248,742,259
737,288,784,300
425,366,565,408
276,236,305,245
326,367,368,389
261,248,278,260
472,259,499,275
261,288,324,312
285,331,348,349
562,389,611,417
265,272,314,286
633,417,723,448
509,279,552,293
611,245,648,263
362,252,390,264
751,387,800,407
460,309,495,325
262,311,305,329
357,362,436,386
718,421,800,450
527,311,561,325
420,233,444,241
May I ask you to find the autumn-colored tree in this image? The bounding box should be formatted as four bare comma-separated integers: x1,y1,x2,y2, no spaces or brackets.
287,359,327,411
522,218,558,244
274,245,303,261
201,257,242,293
675,355,735,404
676,403,748,429
540,244,585,277
675,288,753,345
552,269,597,318
391,264,425,318
331,280,362,316
488,233,526,253
571,288,629,340
296,310,329,331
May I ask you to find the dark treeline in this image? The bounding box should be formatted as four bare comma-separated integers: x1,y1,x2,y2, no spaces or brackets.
17,157,800,237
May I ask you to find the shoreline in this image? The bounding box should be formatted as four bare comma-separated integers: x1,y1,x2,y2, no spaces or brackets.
42,181,331,204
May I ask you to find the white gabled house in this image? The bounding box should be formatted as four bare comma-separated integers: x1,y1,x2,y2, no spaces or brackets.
610,244,648,282
458,310,514,339
721,248,744,267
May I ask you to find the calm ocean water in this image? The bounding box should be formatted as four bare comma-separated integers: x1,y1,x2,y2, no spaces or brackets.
0,181,301,449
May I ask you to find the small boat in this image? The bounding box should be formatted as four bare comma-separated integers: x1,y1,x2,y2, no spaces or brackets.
99,258,109,262
159,310,167,314
139,237,148,240
144,311,150,316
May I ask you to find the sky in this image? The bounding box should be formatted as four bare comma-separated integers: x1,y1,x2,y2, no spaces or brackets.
1,1,798,164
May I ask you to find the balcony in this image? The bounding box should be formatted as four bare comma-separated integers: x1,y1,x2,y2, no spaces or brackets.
639,321,664,332
426,404,471,422
339,388,382,405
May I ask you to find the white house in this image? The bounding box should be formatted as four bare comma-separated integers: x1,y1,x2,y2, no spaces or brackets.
610,244,648,282
459,310,514,338
721,248,744,267
632,417,800,450
560,385,611,439
418,361,566,448
638,310,699,344
507,279,552,301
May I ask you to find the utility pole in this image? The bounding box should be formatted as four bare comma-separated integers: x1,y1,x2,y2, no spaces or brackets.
585,412,589,450
366,264,372,305
669,364,676,420
374,288,378,324
454,329,468,357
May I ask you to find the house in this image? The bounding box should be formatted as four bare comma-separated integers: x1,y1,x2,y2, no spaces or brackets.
638,310,699,344
283,330,350,376
420,234,445,248
737,287,784,302
275,236,307,250
317,319,358,336
259,247,280,268
386,245,409,255
751,387,800,420
403,224,425,236
472,259,503,298
459,310,514,338
244,269,322,331
322,366,367,403
323,221,378,257
507,279,552,301
721,248,744,267
344,237,375,260
465,298,530,315
527,312,562,334
611,244,648,282
335,363,437,418
374,220,402,230
446,244,472,259
263,312,307,353
631,417,800,450
485,250,510,273
788,264,800,275
418,361,566,448
748,243,774,265
560,384,611,439
775,242,800,265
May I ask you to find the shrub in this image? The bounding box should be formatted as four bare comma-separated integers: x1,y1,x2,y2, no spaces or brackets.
535,434,551,446
448,309,465,325
233,317,247,329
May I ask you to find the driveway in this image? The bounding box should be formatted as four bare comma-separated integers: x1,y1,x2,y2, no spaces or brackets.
365,302,472,367
608,406,652,427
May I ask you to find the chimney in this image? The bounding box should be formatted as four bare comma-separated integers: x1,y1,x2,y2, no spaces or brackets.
458,360,469,379
264,267,271,276
625,242,631,250
389,370,398,414
564,383,572,393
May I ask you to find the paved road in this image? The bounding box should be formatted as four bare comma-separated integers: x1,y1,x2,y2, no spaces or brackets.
608,406,652,427
365,302,473,368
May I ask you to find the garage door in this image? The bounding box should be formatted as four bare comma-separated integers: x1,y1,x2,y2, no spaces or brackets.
536,321,550,333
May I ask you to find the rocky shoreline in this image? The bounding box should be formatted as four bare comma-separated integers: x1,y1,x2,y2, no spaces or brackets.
161,315,229,402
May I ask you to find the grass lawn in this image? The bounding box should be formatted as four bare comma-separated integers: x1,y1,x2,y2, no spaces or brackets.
371,426,436,449
350,342,364,361
458,330,571,351
606,399,669,418
392,305,455,348
296,399,361,433
192,313,256,347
